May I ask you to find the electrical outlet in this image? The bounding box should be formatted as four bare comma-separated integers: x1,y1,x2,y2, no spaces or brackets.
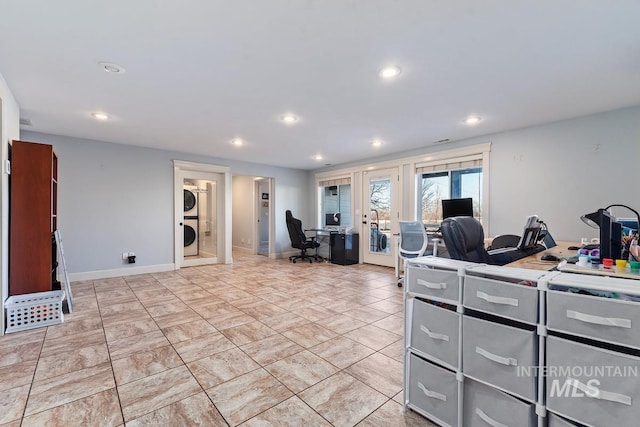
129,252,135,257
122,252,128,260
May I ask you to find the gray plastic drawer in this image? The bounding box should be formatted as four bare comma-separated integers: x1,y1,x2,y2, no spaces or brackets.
546,336,640,427
547,412,579,427
463,378,535,427
408,354,458,427
410,298,460,368
547,290,640,349
463,315,537,401
407,267,460,303
464,276,538,324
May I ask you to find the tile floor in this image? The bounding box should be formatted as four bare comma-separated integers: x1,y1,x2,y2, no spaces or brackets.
0,253,435,426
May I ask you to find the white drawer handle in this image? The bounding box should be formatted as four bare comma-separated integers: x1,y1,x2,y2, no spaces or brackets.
476,291,519,307
566,310,631,329
420,325,450,342
567,377,631,406
417,382,447,402
476,346,517,366
417,278,447,290
476,408,508,427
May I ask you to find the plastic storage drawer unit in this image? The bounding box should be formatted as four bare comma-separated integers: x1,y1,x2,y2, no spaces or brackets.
463,315,537,401
463,378,536,427
407,354,458,427
409,298,460,369
546,335,640,427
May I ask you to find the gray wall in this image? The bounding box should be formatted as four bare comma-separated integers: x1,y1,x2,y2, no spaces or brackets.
22,131,311,274
314,106,640,241
231,175,254,250
1,73,21,334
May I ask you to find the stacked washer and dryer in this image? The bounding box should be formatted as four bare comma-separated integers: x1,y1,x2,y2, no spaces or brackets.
183,186,199,256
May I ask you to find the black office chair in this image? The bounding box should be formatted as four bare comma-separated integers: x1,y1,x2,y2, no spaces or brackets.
285,210,321,263
440,217,509,265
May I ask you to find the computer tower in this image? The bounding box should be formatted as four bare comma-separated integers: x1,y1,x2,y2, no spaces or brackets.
330,233,359,265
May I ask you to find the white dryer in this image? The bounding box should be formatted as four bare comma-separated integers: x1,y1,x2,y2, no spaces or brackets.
184,218,198,256
184,185,199,256
184,187,198,217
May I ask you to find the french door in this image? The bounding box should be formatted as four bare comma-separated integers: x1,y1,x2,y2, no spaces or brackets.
362,167,399,267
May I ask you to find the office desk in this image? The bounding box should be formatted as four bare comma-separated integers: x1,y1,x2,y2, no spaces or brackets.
505,240,578,271
305,228,336,261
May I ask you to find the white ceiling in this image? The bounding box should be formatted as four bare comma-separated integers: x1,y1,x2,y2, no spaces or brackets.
1,1,639,170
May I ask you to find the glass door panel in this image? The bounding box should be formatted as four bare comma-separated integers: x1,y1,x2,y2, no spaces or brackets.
182,172,222,267
363,168,399,267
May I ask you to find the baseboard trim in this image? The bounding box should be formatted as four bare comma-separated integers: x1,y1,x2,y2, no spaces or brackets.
232,245,253,255
69,263,176,282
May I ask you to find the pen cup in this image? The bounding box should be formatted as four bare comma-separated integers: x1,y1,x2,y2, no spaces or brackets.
602,258,613,268
630,261,640,272
616,259,627,269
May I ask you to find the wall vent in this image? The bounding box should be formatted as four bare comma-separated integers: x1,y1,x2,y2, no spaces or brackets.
19,118,32,126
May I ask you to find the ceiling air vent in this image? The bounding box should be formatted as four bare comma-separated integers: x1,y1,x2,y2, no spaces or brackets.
19,118,32,126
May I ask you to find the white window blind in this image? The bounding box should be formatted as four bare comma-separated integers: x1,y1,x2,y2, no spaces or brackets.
416,154,482,173
318,177,351,187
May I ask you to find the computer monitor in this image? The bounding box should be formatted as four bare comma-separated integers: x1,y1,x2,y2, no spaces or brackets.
325,212,340,226
442,198,473,220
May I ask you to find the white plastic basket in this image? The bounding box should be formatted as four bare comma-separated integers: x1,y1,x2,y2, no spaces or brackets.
5,290,65,333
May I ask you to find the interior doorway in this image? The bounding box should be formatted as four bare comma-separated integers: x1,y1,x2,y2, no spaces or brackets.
174,161,232,268
255,178,272,256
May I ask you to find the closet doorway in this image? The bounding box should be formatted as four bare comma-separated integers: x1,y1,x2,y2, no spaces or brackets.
174,161,232,268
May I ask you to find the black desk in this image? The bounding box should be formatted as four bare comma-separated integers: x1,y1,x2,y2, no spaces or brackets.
330,233,359,265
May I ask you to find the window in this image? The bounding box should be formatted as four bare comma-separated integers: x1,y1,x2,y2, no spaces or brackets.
318,178,351,227
417,159,483,224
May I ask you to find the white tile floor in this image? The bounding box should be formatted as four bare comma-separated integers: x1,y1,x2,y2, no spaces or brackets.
0,253,435,426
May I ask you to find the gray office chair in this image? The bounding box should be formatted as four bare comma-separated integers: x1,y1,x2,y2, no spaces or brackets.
397,221,430,287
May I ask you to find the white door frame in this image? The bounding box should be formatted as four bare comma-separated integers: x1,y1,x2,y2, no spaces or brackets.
254,177,275,258
174,160,232,268
362,167,400,267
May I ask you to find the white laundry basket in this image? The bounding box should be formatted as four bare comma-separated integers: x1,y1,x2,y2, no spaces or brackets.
5,290,65,333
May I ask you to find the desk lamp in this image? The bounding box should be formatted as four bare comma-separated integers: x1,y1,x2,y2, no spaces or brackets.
581,204,640,229
581,204,640,261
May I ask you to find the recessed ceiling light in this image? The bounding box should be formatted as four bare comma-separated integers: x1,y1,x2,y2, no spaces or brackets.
313,154,323,161
230,138,244,146
90,112,110,120
371,139,384,147
98,62,126,74
379,65,402,79
280,114,298,124
464,116,482,125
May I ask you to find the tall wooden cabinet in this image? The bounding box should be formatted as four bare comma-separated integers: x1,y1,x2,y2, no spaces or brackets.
9,140,58,295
